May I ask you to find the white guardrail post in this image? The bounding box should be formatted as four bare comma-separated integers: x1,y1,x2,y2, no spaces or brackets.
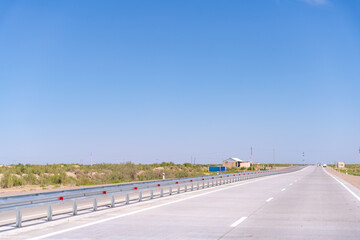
73,200,78,215
111,195,115,208
93,198,97,211
16,210,22,228
126,193,130,204
47,205,52,221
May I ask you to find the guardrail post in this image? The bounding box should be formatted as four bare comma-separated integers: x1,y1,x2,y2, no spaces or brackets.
111,195,115,208
191,183,194,191
47,205,53,221
126,193,129,204
16,210,22,228
177,185,180,194
197,182,199,190
207,181,209,188
139,191,142,202
93,198,97,211
160,188,164,197
73,200,78,215
150,190,154,199
185,185,187,192
169,187,172,195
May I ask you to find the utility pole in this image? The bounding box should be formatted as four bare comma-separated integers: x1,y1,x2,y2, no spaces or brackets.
251,147,253,170
273,148,275,169
302,152,305,166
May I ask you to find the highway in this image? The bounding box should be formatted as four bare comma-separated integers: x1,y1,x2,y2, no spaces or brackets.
2,166,360,239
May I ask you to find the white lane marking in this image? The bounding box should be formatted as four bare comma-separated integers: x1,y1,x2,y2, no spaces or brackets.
289,183,293,186
230,217,247,227
323,168,360,202
266,197,274,202
27,174,284,240
281,188,286,191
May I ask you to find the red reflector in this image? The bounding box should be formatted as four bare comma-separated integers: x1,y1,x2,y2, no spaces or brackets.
220,176,222,178
212,177,214,179
176,181,179,184
202,178,204,181
227,175,229,177
158,184,161,187
190,180,193,182
134,187,138,190
59,197,64,201
103,191,107,194
233,174,235,176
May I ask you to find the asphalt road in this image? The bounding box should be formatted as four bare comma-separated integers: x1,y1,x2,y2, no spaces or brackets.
2,166,360,240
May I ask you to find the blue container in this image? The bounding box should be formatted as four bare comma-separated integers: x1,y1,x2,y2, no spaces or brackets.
209,166,227,172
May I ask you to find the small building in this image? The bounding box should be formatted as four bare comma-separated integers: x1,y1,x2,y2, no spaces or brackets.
222,158,251,169
337,162,345,168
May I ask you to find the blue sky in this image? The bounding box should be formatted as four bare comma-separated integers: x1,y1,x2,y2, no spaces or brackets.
0,0,359,165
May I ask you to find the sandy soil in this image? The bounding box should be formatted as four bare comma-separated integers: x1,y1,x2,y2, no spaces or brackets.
326,167,360,189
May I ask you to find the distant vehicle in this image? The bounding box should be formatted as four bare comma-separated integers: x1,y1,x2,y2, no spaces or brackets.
323,164,327,167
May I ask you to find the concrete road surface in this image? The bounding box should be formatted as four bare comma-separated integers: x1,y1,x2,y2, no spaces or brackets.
2,166,360,240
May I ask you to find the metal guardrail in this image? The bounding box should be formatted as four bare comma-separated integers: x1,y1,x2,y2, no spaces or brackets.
0,166,303,228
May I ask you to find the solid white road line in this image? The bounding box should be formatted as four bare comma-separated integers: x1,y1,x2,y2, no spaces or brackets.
266,197,274,202
26,174,287,240
230,217,247,227
281,188,286,191
323,168,360,202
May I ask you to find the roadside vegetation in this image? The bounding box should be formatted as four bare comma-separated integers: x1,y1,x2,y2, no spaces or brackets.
330,164,360,176
0,162,294,189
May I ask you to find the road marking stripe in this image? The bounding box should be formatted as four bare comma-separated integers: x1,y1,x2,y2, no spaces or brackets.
27,174,286,240
323,168,360,202
230,217,247,227
281,188,286,191
289,183,293,186
266,197,273,202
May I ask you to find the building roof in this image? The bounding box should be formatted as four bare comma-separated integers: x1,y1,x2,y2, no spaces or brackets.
224,157,249,163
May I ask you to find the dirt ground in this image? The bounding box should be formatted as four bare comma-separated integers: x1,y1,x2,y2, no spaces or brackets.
326,167,360,190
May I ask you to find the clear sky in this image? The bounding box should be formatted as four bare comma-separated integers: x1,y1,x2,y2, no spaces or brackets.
0,0,359,165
